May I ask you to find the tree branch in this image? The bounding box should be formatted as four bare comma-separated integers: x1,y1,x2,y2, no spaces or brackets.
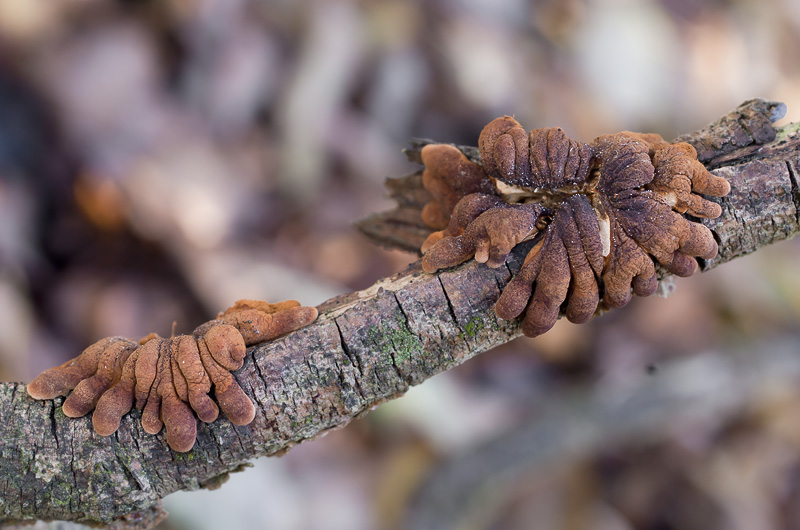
1,99,797,528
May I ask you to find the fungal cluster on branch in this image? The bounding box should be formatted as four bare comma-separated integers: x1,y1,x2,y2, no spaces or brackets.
27,300,318,452
420,116,730,337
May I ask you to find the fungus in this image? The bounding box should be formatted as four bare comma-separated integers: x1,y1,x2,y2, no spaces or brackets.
27,337,140,418
593,133,723,277
479,117,593,189
27,299,318,452
420,193,506,252
421,201,544,272
494,195,604,337
420,116,730,337
419,144,495,230
648,140,731,217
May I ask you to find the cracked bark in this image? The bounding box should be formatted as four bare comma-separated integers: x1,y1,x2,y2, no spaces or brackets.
1,99,798,529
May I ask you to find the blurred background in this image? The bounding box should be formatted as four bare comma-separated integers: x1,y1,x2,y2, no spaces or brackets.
1,0,800,528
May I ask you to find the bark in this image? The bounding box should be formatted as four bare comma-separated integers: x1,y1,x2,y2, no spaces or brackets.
1,99,798,528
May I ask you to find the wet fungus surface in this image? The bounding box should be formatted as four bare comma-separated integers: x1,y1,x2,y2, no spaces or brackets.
421,116,730,337
27,300,318,452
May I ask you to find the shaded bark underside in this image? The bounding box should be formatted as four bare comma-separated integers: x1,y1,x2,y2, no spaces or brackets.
2,99,799,528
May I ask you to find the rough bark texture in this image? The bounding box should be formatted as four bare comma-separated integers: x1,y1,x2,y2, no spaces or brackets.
1,100,798,528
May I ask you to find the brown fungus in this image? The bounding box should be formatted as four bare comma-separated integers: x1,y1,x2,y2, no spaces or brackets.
479,117,593,190
593,133,723,277
649,140,731,218
27,336,140,417
422,201,545,272
421,117,730,337
27,299,318,452
494,195,605,337
419,143,495,230
420,193,507,253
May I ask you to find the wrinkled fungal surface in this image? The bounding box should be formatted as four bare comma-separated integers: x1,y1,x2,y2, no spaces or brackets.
421,116,730,337
27,299,318,452
420,143,496,230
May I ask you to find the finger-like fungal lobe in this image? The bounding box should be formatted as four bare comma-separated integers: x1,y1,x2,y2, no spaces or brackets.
27,299,318,452
421,117,730,337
